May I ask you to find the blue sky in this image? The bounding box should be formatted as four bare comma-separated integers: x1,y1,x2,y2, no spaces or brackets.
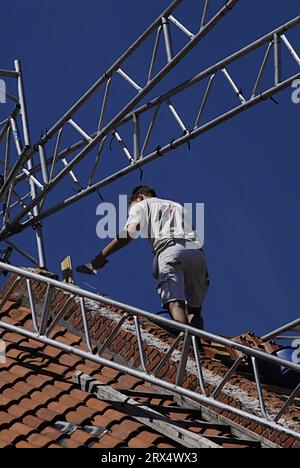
0,0,299,337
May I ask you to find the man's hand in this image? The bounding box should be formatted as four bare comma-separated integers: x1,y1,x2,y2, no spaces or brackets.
91,252,108,270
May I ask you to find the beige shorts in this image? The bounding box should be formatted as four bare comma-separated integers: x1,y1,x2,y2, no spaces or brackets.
154,244,209,309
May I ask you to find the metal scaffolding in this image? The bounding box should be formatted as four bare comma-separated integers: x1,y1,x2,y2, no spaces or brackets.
0,0,240,261
0,0,297,267
0,262,299,439
0,3,299,268
262,318,300,343
0,61,46,267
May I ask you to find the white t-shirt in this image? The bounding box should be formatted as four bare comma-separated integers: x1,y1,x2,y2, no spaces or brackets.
124,198,202,253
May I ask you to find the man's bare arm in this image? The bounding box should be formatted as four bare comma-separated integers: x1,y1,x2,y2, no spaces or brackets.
91,224,138,268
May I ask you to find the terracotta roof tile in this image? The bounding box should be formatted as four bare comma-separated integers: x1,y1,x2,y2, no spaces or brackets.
9,422,36,437
22,415,48,431
64,410,91,427
0,412,16,427
0,428,23,445
85,398,111,412
96,433,123,448
1,273,299,449
128,435,159,449
26,374,54,389
40,427,64,444
59,437,81,449
26,433,55,448
15,441,36,449
91,413,114,428
35,408,61,425
68,429,98,446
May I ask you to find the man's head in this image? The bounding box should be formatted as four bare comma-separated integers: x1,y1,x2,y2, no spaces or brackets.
129,186,157,206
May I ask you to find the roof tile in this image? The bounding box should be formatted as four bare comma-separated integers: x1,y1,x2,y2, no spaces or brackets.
69,429,98,446
27,433,54,449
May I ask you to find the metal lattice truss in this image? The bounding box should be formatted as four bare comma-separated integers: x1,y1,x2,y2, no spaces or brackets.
0,61,44,267
262,318,300,343
0,262,299,439
0,1,300,269
0,0,240,266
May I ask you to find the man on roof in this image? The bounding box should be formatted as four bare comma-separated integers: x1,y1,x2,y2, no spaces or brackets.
77,186,209,330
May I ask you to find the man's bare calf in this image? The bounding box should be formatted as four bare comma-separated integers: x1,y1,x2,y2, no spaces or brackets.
167,301,204,330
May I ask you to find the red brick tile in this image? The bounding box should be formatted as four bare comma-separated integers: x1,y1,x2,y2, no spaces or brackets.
103,408,127,422
27,433,54,448
57,393,82,409
2,386,23,401
0,370,20,386
96,434,123,448
44,362,69,376
5,348,26,361
53,380,74,392
36,408,61,424
30,390,55,405
114,419,144,434
0,411,17,427
15,440,37,449
59,437,82,449
8,309,29,324
157,443,177,448
13,380,34,395
47,401,70,415
22,415,48,431
69,388,91,403
43,346,63,359
9,422,35,437
40,426,64,444
0,396,12,408
128,435,153,449
91,414,113,428
57,354,84,367
86,398,111,413
69,429,98,446
26,374,54,389
0,429,22,445
65,410,90,426
74,405,97,419
37,384,65,400
109,422,133,441
57,333,82,346
7,404,30,419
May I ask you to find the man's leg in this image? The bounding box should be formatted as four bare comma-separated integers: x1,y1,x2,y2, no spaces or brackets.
187,305,204,352
167,300,188,324
187,305,204,330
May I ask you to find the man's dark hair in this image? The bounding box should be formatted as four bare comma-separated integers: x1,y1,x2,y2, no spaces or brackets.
130,186,157,204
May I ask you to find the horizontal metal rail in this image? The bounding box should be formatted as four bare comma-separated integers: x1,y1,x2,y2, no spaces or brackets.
0,261,299,440
262,318,300,342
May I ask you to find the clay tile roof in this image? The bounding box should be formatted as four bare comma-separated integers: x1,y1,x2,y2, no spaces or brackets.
0,272,300,449
0,301,181,449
